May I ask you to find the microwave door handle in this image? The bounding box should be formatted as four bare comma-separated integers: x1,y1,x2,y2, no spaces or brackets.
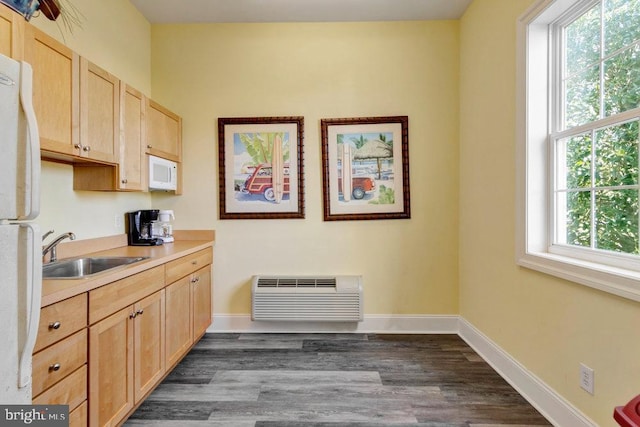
18,223,42,388
19,62,41,220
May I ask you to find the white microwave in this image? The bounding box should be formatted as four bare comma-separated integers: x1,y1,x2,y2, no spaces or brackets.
148,155,178,191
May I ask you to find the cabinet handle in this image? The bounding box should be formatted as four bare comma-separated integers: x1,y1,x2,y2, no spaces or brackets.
121,179,128,184
49,363,61,372
129,312,137,319
136,309,144,316
191,276,200,284
74,144,81,150
49,321,61,330
82,146,91,152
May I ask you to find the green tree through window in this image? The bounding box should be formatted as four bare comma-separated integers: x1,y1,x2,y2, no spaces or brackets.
555,0,640,255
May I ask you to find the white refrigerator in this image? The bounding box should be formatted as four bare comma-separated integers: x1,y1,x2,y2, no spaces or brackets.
0,52,42,403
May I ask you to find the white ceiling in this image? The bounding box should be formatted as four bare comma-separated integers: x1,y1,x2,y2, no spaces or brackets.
129,0,473,24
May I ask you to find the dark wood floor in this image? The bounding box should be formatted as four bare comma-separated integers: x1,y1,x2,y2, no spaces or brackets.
124,333,551,426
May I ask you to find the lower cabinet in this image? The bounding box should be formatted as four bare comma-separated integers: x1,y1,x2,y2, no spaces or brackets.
165,277,192,369
192,266,212,340
89,290,165,427
87,247,213,427
32,294,88,420
35,247,213,427
165,265,212,368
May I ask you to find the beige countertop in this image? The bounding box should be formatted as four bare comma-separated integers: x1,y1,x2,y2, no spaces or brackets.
41,230,215,307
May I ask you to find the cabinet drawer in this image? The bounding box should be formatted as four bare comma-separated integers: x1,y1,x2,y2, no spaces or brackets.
89,265,164,324
32,329,87,396
35,294,88,353
33,365,86,411
165,249,212,284
69,400,87,427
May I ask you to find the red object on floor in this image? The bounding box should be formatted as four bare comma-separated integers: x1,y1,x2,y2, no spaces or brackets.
614,394,640,427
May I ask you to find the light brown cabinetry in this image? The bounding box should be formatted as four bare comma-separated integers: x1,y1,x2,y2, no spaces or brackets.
119,84,146,191
13,19,183,192
133,290,165,402
78,57,120,163
89,266,165,427
32,294,88,419
72,81,148,191
89,304,134,427
35,245,212,427
23,25,79,158
146,99,182,162
165,249,213,369
0,6,23,58
192,266,212,339
89,291,165,427
165,276,191,368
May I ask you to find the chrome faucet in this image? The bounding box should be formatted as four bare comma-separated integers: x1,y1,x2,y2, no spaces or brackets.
42,232,76,263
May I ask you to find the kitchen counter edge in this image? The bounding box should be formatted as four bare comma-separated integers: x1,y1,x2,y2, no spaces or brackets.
41,234,215,307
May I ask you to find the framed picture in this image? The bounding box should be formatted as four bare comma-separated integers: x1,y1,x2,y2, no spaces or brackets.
321,116,410,221
218,116,304,219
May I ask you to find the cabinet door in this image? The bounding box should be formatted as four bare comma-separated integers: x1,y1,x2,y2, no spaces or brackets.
134,290,165,403
0,7,23,59
89,306,134,427
23,25,79,156
119,84,146,191
146,99,181,162
80,57,119,163
192,266,212,340
165,276,192,368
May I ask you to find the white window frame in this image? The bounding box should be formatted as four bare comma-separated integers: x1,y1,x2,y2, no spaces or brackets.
516,0,640,302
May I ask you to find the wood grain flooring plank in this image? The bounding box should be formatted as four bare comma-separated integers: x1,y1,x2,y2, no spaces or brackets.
126,333,552,426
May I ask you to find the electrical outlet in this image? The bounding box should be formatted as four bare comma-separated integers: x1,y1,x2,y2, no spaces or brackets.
114,214,122,230
580,363,594,394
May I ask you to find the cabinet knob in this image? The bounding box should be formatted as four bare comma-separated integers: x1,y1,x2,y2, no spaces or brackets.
191,276,200,284
147,144,152,149
82,146,91,152
49,363,61,372
121,179,128,184
74,144,81,150
191,261,198,265
129,312,137,319
136,309,144,316
49,321,61,330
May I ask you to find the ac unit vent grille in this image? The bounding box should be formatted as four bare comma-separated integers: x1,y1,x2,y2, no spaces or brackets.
252,275,362,322
256,277,337,289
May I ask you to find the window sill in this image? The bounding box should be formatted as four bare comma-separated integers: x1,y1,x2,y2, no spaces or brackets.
518,251,640,302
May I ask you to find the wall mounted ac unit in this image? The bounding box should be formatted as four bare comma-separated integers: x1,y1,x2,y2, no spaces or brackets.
251,275,363,322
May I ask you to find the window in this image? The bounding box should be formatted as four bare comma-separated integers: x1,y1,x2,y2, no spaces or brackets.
517,0,640,300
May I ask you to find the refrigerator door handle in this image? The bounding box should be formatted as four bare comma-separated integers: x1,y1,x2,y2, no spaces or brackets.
18,223,41,388
19,61,41,220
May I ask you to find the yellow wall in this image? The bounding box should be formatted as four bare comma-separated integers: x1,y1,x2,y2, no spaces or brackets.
459,0,640,425
150,21,461,315
27,0,153,239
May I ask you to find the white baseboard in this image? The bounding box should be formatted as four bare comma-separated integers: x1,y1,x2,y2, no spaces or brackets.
458,318,596,427
207,314,459,334
206,314,596,427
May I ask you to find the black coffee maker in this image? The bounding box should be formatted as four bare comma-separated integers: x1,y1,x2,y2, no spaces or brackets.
126,210,164,246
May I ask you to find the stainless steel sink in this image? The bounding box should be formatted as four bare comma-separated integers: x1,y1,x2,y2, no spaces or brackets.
43,256,149,279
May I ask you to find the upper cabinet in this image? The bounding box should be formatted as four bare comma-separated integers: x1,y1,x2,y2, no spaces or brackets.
119,84,146,191
0,6,23,59
24,25,79,158
78,57,120,164
146,99,182,162
10,17,183,192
